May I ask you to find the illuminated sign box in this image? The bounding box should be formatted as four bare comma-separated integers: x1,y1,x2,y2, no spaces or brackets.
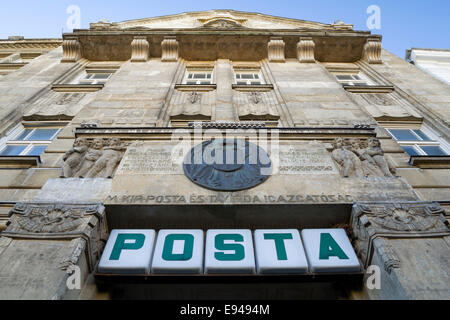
97,229,361,275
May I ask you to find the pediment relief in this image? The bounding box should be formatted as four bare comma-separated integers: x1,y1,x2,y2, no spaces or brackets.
201,18,246,29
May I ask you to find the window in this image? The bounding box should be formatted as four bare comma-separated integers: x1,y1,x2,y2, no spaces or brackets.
183,70,213,85
387,128,449,156
335,73,373,86
234,70,264,85
0,126,62,157
77,72,112,85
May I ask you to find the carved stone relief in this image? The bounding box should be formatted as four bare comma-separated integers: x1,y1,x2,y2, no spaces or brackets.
233,90,280,120
169,90,214,120
3,203,107,272
331,137,396,178
351,202,449,270
358,93,422,121
61,138,128,179
23,91,86,120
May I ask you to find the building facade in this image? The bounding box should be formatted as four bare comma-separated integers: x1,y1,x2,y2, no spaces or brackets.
406,48,450,85
0,10,449,300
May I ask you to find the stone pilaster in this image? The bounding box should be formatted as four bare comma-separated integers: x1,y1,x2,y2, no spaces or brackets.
297,37,315,63
363,38,382,64
131,36,149,62
0,203,108,299
161,36,179,62
61,37,81,63
267,37,285,62
351,202,450,299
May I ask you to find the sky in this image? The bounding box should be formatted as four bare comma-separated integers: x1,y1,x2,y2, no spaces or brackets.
0,0,449,58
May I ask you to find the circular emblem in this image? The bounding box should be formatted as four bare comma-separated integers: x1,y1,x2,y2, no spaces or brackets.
183,139,272,191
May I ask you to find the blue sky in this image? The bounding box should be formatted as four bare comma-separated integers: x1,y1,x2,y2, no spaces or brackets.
1,0,449,58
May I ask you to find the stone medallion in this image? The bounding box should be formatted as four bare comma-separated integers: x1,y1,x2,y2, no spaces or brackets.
183,139,272,191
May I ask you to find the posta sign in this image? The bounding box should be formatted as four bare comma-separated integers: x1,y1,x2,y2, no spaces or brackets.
98,229,361,275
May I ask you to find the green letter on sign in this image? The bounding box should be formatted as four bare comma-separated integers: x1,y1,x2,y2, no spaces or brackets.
264,233,293,261
319,233,349,260
162,234,194,261
110,234,145,260
215,234,245,261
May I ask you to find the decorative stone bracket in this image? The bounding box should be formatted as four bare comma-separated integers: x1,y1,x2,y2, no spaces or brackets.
61,38,81,63
161,36,179,62
131,36,150,62
351,202,449,273
297,37,315,63
268,37,285,62
3,202,108,272
363,38,382,64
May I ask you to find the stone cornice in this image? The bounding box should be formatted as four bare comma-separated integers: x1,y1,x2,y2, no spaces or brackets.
0,39,62,52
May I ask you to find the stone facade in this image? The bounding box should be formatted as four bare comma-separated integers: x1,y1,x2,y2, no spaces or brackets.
0,10,448,300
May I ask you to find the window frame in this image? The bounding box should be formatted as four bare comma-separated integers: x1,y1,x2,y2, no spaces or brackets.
334,73,374,86
0,125,62,157
77,72,113,85
386,127,450,156
182,69,214,85
233,69,265,85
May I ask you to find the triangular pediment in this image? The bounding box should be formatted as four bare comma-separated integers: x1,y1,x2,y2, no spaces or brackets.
90,10,352,31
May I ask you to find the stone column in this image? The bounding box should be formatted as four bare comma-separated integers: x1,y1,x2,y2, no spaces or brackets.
0,203,108,299
131,36,150,62
268,37,285,62
61,37,81,63
350,202,450,299
297,37,315,63
161,36,179,62
363,38,382,64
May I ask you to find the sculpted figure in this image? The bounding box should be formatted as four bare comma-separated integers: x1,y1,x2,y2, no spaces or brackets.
348,138,381,177
361,137,396,177
60,138,88,178
331,137,364,178
85,138,125,178
75,138,104,178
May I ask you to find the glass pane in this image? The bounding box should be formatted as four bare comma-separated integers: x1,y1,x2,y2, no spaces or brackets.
413,130,432,141
401,146,420,156
251,81,261,85
354,82,368,86
206,74,211,79
420,146,447,156
236,74,241,79
352,75,362,80
14,129,33,141
193,74,206,79
26,129,59,141
237,81,247,85
200,81,211,85
186,81,196,85
27,145,48,156
92,74,110,79
0,145,27,156
254,74,259,79
389,129,420,141
241,74,253,79
336,75,352,80
188,74,193,79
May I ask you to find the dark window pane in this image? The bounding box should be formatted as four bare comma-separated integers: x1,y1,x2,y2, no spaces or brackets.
92,74,110,79
26,129,59,141
420,146,447,156
0,145,27,156
193,74,206,79
401,146,420,156
336,75,352,80
389,129,420,141
236,74,241,79
241,74,253,79
254,74,259,79
200,81,211,85
352,75,362,80
186,81,196,85
27,145,48,156
251,81,261,85
354,82,368,86
14,129,32,141
413,130,432,141
237,82,247,85
206,74,211,79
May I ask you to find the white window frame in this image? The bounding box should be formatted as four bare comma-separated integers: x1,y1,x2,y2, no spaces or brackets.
0,125,62,157
234,69,265,85
334,73,374,86
183,69,214,85
386,126,450,156
76,72,112,85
